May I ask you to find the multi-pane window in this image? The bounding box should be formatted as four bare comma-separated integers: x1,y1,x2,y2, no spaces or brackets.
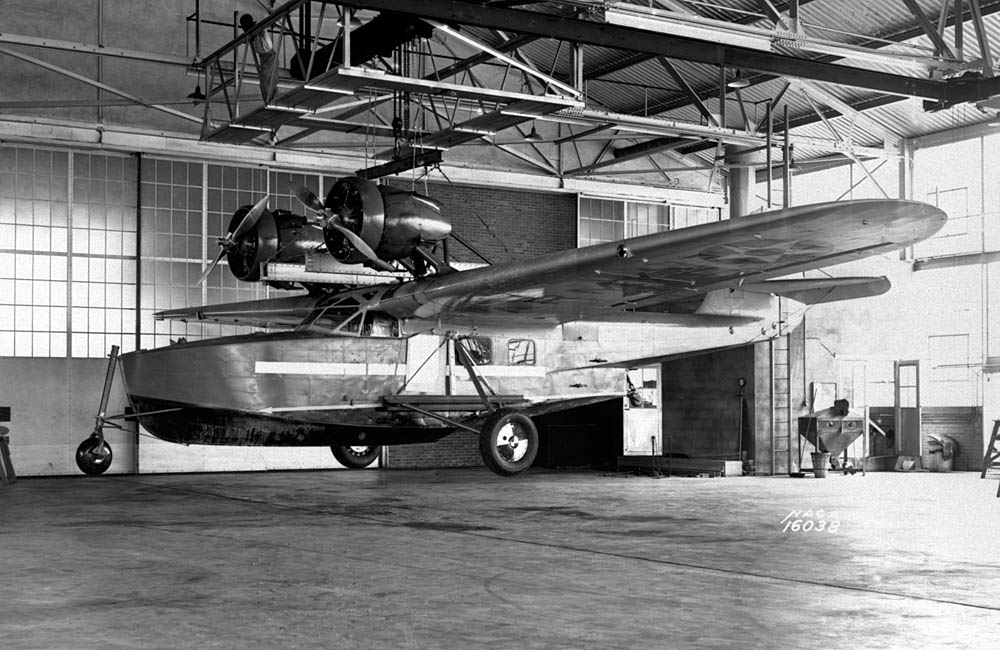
1,144,344,358
70,153,138,357
578,198,624,246
626,202,670,238
0,146,71,357
578,196,719,247
139,159,215,349
0,147,139,358
672,204,721,229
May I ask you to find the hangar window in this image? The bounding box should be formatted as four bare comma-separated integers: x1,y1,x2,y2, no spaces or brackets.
71,152,138,358
672,204,722,229
578,197,719,248
508,339,536,366
139,163,321,350
459,336,492,365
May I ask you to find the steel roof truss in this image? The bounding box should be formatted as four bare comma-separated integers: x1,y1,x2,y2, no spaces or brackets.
656,57,720,127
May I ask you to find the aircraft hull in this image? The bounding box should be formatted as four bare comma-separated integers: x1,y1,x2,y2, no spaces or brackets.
128,396,452,447
118,331,453,446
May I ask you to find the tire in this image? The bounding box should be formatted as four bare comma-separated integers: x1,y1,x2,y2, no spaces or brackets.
331,445,381,469
479,410,538,477
75,436,113,476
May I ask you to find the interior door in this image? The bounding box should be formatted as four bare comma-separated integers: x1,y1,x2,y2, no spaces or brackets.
895,360,921,455
623,366,662,455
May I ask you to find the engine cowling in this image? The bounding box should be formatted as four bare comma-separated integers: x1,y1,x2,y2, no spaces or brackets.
225,207,324,281
322,176,451,267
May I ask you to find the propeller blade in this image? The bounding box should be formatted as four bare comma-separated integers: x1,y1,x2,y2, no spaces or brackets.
231,195,269,241
292,184,327,215
327,220,395,272
198,247,227,285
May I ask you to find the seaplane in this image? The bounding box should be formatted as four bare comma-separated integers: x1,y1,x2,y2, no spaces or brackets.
74,175,946,476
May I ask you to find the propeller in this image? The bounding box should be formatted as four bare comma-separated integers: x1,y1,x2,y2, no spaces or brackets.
198,195,269,285
291,183,396,273
327,220,395,272
292,184,327,217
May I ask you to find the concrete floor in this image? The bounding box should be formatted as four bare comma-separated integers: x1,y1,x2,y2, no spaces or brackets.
1,469,998,649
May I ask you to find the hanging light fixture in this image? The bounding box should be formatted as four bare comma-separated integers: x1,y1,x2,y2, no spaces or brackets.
524,122,543,142
727,69,750,89
187,84,206,103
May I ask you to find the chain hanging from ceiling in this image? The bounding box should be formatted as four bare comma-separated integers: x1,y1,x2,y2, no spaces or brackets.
392,41,413,160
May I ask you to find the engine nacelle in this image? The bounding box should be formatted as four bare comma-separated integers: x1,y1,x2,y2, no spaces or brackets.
225,207,324,281
323,176,451,267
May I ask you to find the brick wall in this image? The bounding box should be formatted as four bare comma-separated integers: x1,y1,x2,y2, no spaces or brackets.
662,345,756,459
385,430,481,469
385,399,624,471
386,179,577,265
385,180,577,469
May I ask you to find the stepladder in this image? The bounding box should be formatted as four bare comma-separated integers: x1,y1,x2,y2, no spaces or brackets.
982,419,1000,497
0,425,16,485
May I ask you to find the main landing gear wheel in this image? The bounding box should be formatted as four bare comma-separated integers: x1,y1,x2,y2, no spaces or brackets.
479,410,538,477
75,434,113,476
331,445,381,469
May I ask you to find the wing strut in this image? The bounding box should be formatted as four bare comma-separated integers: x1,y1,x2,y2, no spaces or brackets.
453,335,500,412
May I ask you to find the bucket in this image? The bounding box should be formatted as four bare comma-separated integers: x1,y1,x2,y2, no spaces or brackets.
811,452,831,478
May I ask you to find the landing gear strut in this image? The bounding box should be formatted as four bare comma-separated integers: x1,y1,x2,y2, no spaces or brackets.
76,345,121,476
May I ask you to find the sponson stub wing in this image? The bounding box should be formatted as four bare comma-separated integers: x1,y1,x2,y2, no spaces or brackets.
378,199,946,324
156,294,325,329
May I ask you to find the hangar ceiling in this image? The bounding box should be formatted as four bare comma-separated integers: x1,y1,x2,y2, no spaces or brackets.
5,0,1000,194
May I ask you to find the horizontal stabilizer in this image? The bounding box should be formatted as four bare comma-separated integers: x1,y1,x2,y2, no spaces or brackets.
740,276,890,305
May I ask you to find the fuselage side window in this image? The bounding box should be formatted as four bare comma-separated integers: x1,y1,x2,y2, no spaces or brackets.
461,336,492,365
508,339,536,366
362,311,400,338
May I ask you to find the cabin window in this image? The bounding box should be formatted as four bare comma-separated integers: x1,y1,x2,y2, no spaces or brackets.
508,339,536,366
362,311,399,337
460,336,492,365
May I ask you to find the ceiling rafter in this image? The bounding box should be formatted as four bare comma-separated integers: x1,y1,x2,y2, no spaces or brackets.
643,0,1000,119
584,0,823,81
338,0,953,100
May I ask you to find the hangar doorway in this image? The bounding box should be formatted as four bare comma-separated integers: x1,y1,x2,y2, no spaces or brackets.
623,366,662,455
658,346,755,465
533,399,622,469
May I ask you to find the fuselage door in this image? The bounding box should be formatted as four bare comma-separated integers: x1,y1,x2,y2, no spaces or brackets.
404,334,445,394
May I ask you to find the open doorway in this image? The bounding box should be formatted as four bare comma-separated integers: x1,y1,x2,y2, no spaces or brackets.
895,360,921,456
623,366,662,455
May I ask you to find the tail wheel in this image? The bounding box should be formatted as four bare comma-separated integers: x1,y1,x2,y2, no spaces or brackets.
331,445,381,469
76,435,113,476
479,410,538,477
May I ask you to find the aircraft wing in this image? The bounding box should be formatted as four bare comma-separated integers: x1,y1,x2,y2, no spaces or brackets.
380,199,945,324
157,199,943,329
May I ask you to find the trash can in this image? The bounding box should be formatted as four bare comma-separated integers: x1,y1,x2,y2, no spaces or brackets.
811,451,831,478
